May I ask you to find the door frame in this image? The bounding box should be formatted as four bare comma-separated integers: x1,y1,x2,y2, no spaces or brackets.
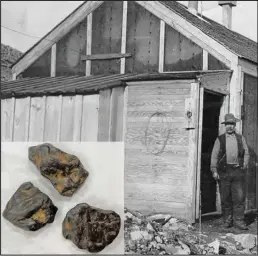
195,88,230,219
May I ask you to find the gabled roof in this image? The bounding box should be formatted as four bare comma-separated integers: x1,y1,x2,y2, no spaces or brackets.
160,1,257,63
11,1,257,74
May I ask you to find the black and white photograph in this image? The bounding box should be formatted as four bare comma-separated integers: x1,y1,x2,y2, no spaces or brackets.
1,0,257,255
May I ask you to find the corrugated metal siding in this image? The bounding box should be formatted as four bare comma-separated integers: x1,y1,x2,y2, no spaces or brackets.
1,74,131,99
1,94,99,142
1,71,231,99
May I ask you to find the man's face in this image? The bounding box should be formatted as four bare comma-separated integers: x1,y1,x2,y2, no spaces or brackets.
225,123,236,134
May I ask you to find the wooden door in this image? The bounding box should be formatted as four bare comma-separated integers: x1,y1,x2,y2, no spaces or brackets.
242,74,257,210
124,80,200,222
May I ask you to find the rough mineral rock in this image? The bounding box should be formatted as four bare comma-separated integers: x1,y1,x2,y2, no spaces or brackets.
233,234,257,250
62,203,121,253
28,143,89,196
2,182,58,231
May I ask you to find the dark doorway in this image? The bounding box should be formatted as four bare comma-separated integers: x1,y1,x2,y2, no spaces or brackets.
200,91,224,214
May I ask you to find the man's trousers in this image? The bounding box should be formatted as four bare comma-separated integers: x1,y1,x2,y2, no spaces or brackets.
218,166,246,222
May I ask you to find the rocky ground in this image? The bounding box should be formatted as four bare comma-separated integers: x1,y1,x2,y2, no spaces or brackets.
1,43,22,81
124,208,257,255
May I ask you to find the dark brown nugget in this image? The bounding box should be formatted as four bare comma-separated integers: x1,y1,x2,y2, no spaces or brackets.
2,182,58,231
28,143,89,196
62,203,121,253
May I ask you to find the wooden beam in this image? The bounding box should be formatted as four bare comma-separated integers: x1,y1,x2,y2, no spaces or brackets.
188,82,200,223
159,20,165,72
86,13,92,76
135,1,237,68
199,71,232,95
238,65,244,135
202,49,208,70
82,53,132,61
238,58,257,77
229,62,242,132
51,43,56,77
120,1,128,74
12,1,103,76
195,86,204,219
109,87,125,141
12,73,17,81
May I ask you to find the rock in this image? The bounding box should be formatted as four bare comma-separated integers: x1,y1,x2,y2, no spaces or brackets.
62,203,121,253
125,211,133,220
251,246,257,255
2,182,58,231
220,241,240,254
155,236,162,243
149,241,157,249
167,217,178,224
208,239,220,254
242,249,252,254
147,222,154,231
163,221,189,231
218,246,227,255
147,214,172,224
180,239,200,254
159,244,179,254
236,242,244,251
178,241,191,255
28,143,89,196
233,234,257,250
131,231,148,241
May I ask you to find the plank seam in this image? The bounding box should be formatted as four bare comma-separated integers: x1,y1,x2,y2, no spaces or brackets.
11,97,16,142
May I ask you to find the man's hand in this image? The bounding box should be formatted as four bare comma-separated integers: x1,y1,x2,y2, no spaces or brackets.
211,167,219,181
212,172,220,181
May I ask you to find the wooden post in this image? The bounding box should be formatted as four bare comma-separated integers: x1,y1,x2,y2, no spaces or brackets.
86,13,92,76
202,49,208,71
195,86,204,219
188,82,200,222
120,1,128,74
51,44,56,77
159,20,165,73
12,72,17,80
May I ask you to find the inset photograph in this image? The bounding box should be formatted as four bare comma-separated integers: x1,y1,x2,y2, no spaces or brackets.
1,142,124,254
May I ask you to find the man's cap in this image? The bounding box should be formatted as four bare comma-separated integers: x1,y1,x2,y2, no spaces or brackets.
221,113,240,124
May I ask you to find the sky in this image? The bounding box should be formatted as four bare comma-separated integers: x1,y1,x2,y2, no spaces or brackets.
1,1,257,53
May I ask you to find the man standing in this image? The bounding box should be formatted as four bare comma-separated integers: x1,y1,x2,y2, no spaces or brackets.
210,113,250,230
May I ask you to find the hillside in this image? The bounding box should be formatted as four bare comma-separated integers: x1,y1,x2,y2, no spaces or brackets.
1,43,23,81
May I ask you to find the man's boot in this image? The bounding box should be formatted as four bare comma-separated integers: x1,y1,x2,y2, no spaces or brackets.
223,214,233,228
234,217,248,230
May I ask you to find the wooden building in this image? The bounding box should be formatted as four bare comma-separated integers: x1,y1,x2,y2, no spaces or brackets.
1,1,257,222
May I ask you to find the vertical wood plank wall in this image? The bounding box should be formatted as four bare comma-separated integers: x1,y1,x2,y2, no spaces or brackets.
97,87,125,142
1,95,99,142
124,80,197,221
242,74,257,210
